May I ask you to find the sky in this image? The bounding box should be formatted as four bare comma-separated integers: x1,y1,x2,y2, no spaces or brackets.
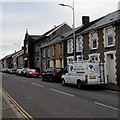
0,0,120,59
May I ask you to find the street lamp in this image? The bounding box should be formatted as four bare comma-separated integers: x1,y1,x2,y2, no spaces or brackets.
59,2,76,61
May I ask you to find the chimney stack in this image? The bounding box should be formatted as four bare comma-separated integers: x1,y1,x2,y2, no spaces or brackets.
82,16,90,26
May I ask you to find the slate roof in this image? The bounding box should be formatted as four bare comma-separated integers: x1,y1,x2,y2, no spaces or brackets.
30,35,41,40
34,22,69,42
2,52,18,60
83,10,120,33
40,26,81,49
12,49,24,58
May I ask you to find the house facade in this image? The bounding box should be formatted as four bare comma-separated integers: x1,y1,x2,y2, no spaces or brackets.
39,23,72,74
65,11,120,85
12,49,24,69
66,16,97,64
81,10,120,85
50,42,64,68
23,30,41,68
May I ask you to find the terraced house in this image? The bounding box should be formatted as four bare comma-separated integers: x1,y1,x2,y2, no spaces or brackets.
81,10,120,85
65,10,120,85
23,22,71,72
39,23,72,73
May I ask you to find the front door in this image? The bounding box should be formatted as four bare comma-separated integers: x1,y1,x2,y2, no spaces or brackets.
106,54,116,84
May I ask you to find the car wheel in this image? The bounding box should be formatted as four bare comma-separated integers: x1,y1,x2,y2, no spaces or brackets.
42,77,45,81
49,77,53,82
77,81,82,89
62,79,67,86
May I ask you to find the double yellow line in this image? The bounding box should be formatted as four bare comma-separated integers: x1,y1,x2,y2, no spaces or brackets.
2,88,35,120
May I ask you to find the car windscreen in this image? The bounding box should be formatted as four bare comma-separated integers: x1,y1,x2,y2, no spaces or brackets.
29,69,36,72
54,68,63,73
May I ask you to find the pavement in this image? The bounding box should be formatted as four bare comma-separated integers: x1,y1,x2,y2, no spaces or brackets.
1,88,24,120
105,83,120,92
1,83,120,119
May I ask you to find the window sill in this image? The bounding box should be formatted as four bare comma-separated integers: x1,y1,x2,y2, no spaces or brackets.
106,45,114,47
90,48,98,50
105,45,115,48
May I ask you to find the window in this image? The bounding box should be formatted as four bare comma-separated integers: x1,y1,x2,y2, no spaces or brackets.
105,27,114,47
60,59,62,68
76,36,83,52
47,47,50,57
90,32,98,49
42,49,46,58
67,39,73,54
26,44,28,53
53,59,56,67
67,57,74,64
59,43,63,55
53,45,56,56
90,56,98,62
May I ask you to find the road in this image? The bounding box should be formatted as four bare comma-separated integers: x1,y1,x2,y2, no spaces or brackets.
2,73,120,119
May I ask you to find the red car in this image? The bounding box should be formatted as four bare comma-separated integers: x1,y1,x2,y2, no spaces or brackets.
26,69,39,78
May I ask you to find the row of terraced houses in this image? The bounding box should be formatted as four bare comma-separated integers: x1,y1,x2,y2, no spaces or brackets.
1,10,120,85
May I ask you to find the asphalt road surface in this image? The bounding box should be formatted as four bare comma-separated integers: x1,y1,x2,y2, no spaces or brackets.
2,73,120,119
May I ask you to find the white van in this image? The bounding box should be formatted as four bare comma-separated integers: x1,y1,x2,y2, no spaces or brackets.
61,61,107,88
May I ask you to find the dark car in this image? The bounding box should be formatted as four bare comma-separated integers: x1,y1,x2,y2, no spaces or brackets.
26,69,39,78
21,68,30,76
16,69,22,76
42,68,64,82
9,69,16,74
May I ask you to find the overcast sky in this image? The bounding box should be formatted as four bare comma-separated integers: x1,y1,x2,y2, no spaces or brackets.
1,0,119,59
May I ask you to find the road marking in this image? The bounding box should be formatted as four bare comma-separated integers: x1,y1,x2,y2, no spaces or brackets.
2,88,35,120
94,102,119,111
32,82,43,87
50,88,74,97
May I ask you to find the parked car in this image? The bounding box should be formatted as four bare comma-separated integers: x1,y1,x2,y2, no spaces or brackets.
5,69,11,73
42,68,64,82
16,69,22,76
26,69,39,78
1,68,8,73
21,68,30,76
9,69,16,74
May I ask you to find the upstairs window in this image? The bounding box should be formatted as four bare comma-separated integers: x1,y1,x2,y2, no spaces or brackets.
76,36,83,52
26,44,28,53
59,43,63,55
42,48,46,58
90,32,98,49
105,27,114,47
67,39,73,54
47,47,50,57
53,45,56,56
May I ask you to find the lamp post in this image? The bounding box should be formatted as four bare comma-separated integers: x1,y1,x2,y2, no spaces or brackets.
59,2,76,61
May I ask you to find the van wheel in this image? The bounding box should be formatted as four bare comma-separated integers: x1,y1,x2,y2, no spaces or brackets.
62,79,66,86
77,81,82,89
